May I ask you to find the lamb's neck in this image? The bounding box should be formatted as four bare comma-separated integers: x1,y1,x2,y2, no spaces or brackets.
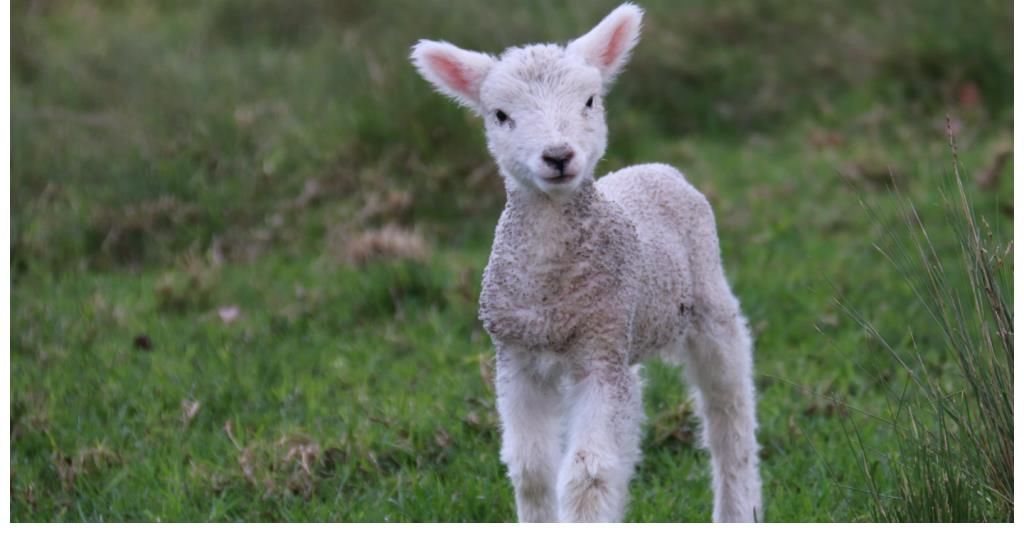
491,178,619,277
502,177,604,231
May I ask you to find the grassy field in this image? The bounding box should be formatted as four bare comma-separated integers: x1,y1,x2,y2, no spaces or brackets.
9,0,1013,522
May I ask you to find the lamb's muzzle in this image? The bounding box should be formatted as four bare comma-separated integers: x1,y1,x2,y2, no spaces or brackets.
541,144,577,179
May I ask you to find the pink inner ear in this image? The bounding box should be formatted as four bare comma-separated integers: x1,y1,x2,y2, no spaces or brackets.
601,21,628,69
427,53,471,94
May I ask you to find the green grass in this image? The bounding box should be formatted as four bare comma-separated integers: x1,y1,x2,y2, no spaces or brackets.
10,0,1013,521
838,138,1013,522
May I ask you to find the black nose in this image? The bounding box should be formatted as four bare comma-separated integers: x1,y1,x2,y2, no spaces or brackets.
542,146,575,174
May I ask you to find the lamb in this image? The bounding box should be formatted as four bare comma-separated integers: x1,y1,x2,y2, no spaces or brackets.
410,3,762,523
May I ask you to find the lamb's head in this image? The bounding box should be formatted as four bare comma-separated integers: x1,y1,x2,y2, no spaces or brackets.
411,3,643,198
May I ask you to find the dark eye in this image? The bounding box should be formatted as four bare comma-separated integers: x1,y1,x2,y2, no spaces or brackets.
495,109,509,124
585,96,594,108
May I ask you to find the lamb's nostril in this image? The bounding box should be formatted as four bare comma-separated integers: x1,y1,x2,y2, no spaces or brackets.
542,155,567,171
542,146,575,174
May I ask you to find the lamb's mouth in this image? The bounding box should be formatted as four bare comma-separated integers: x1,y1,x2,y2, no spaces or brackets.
542,173,577,184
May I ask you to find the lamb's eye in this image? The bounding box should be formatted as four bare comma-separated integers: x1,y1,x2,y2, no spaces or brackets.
585,96,594,108
495,109,509,124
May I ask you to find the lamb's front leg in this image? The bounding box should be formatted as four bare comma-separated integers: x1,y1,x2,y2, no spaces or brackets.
495,345,563,522
558,358,644,522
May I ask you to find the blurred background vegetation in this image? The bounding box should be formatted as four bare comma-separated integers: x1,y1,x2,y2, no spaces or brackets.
10,0,1012,521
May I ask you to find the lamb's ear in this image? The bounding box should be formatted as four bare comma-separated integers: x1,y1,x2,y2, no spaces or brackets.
566,3,643,88
410,40,495,112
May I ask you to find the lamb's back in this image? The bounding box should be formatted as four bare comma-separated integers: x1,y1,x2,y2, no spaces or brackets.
597,163,709,234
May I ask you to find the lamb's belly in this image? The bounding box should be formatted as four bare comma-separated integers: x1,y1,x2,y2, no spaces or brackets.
532,349,568,381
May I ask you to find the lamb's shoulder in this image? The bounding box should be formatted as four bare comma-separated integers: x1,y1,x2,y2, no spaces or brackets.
479,197,641,350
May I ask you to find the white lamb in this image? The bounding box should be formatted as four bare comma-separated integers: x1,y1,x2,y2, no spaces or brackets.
411,3,762,523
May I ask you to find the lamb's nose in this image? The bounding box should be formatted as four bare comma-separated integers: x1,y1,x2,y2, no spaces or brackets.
542,145,575,174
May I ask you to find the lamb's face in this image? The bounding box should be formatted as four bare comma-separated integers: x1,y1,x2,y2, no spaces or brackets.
480,46,606,196
411,3,643,198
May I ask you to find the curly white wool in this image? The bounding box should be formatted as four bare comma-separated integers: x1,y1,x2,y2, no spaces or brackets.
411,2,762,522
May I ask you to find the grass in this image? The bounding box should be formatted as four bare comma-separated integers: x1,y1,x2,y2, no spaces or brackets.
9,0,1013,521
836,128,1013,522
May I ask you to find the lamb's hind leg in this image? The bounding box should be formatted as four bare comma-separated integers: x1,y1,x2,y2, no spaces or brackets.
495,345,563,522
675,192,762,521
683,299,762,522
557,359,644,522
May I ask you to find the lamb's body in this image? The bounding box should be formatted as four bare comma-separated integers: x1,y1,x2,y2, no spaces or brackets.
412,2,761,522
481,164,701,361
480,165,760,522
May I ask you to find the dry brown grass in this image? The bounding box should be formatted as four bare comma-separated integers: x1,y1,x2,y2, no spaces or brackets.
91,195,201,265
220,421,348,500
52,445,122,492
154,248,221,313
649,402,699,449
341,224,430,266
181,399,201,427
356,189,414,225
